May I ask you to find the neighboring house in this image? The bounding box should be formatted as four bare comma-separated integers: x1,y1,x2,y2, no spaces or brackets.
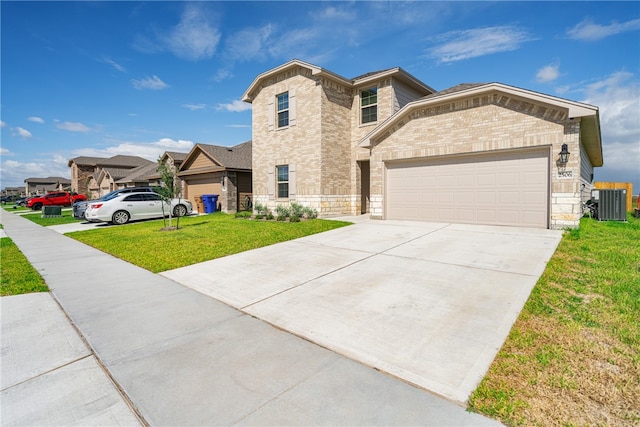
1,187,25,197
147,151,189,197
68,155,154,198
177,141,252,213
24,177,71,195
242,59,603,229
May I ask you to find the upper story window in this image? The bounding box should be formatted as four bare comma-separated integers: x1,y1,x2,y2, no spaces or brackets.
277,92,289,128
277,165,289,198
361,87,378,124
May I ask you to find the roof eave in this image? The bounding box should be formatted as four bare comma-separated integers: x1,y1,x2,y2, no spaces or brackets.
353,68,435,95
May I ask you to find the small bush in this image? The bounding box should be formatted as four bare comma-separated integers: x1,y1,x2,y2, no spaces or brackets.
302,206,318,219
290,202,305,217
276,215,287,221
266,212,275,221
235,211,252,219
289,214,301,223
275,204,291,218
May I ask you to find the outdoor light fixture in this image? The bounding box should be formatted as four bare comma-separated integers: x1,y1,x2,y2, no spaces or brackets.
559,143,570,164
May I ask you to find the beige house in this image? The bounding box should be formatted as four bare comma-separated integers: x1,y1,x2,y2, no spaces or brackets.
23,176,71,195
178,141,252,213
242,59,603,229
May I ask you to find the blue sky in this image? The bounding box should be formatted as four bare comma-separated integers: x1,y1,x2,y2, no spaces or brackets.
2,1,639,193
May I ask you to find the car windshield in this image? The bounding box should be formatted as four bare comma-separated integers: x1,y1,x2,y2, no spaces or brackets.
102,190,125,201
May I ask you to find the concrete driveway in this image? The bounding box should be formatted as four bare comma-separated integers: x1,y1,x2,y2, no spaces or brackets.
162,218,562,403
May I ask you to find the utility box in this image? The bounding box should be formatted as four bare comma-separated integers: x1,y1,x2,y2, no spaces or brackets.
42,206,62,218
592,189,627,221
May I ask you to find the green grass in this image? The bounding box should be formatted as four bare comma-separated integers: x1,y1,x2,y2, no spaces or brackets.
69,213,351,273
469,213,640,426
0,237,48,296
21,210,81,226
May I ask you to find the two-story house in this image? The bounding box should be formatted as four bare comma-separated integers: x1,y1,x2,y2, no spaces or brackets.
242,59,602,229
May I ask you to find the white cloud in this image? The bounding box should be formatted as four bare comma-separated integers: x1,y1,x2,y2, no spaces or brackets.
222,24,275,63
567,18,640,41
536,64,560,83
132,75,168,90
0,121,6,128
56,121,90,132
581,71,640,188
1,159,70,188
429,26,533,63
14,127,32,139
217,100,251,113
28,116,45,124
163,3,220,61
1,147,10,155
182,103,207,111
73,138,194,162
101,56,126,72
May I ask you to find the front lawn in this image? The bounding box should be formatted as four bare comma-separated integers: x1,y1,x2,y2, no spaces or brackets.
21,210,80,226
469,213,640,426
68,213,351,273
0,237,48,296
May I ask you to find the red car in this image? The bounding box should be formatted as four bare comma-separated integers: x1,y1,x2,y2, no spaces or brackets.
26,191,87,210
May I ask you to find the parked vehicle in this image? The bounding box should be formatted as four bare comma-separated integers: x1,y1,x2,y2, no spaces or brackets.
26,192,87,210
84,192,192,225
73,186,159,220
1,195,19,204
13,197,31,207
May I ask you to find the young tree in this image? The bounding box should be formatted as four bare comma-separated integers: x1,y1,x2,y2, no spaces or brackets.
156,156,181,229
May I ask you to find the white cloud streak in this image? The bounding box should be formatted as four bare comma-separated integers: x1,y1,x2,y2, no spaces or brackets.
132,75,168,90
163,3,220,61
217,100,251,113
536,64,560,83
15,127,32,139
56,122,90,132
182,103,207,111
73,138,194,162
28,116,45,124
567,18,640,41
429,26,533,63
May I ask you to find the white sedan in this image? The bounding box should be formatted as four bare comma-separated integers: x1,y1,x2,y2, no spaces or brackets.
85,192,193,225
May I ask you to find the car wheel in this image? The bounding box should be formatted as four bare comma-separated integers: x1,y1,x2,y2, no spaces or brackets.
173,204,187,217
32,203,42,210
112,210,130,225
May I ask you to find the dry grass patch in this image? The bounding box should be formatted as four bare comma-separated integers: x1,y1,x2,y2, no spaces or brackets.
470,214,640,426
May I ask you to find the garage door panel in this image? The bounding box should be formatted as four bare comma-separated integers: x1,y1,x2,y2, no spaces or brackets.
386,150,549,228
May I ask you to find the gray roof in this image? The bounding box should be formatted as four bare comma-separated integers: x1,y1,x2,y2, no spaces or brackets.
116,163,160,184
102,168,137,180
24,176,71,184
97,155,153,168
197,141,252,170
425,83,487,98
68,156,106,167
164,151,189,162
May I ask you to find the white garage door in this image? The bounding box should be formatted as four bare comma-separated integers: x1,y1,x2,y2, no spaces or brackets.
385,149,549,228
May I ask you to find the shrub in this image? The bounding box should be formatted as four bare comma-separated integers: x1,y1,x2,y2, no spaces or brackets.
302,206,318,219
235,211,252,219
276,215,287,221
275,204,291,218
289,214,301,223
290,202,305,217
266,212,275,221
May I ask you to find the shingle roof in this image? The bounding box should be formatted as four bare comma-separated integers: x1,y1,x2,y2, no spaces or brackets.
164,151,189,162
425,83,488,99
198,141,252,170
68,156,106,167
24,176,71,184
97,155,153,168
351,68,397,81
116,163,160,183
102,167,136,180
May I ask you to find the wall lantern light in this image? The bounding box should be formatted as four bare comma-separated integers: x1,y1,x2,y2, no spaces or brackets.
559,143,570,164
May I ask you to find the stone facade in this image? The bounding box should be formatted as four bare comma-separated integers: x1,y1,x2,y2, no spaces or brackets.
244,60,602,229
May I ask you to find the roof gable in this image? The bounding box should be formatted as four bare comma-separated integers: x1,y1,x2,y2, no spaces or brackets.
358,82,602,166
180,141,252,173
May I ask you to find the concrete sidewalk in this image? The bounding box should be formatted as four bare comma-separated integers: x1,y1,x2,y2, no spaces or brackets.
0,210,501,426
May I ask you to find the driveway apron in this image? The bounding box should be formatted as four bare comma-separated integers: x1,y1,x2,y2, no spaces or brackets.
163,219,563,403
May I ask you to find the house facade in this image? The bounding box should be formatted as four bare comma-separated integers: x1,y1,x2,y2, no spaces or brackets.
177,141,252,213
243,60,603,229
68,155,155,198
24,176,71,195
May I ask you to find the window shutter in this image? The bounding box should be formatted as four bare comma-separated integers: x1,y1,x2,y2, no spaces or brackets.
289,89,296,127
268,98,274,131
289,163,296,199
267,169,275,200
